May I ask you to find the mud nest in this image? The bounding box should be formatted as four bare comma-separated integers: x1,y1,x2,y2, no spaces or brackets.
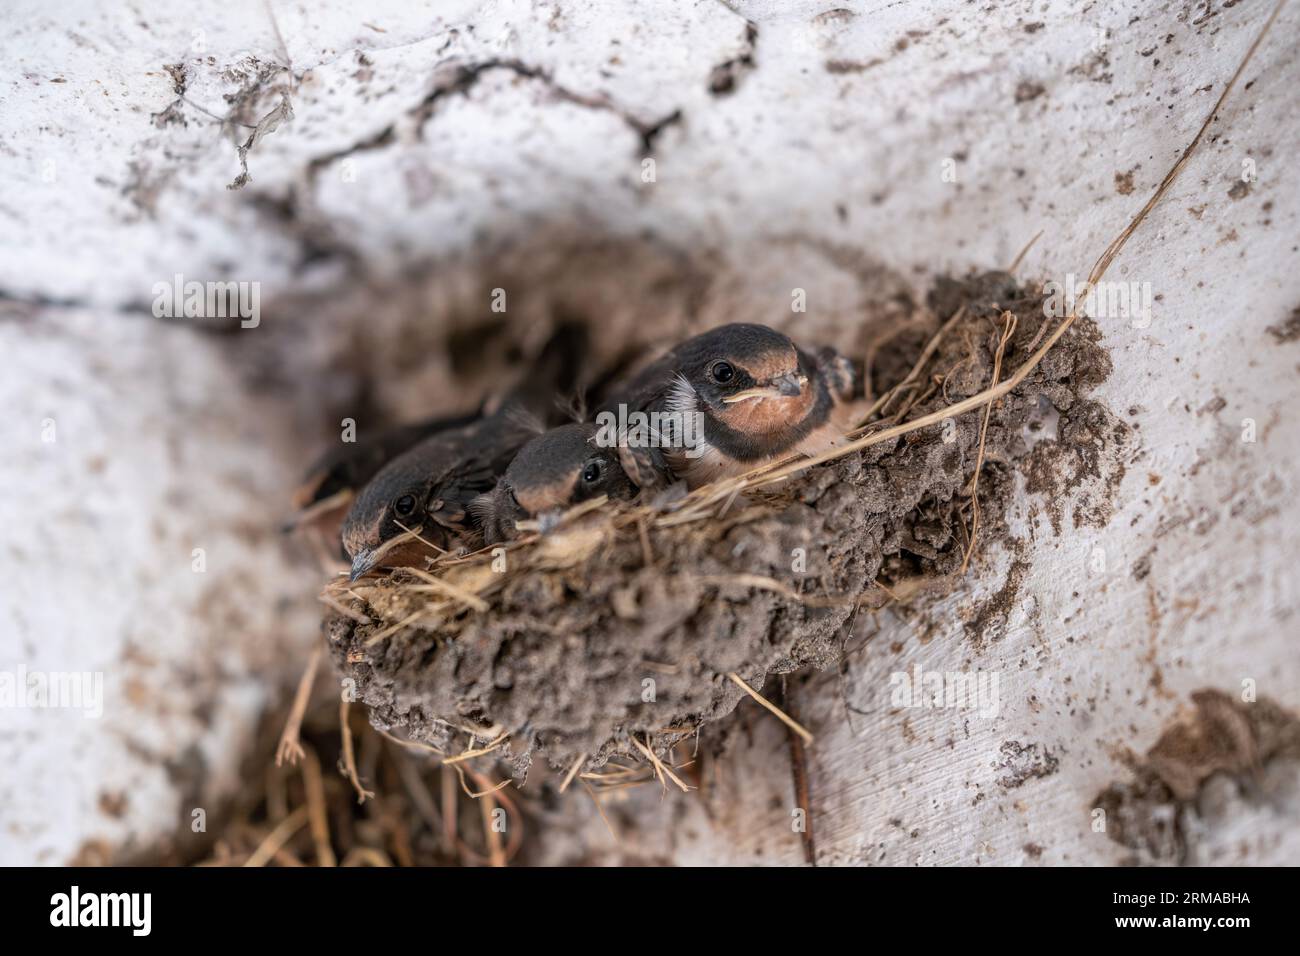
321,270,1116,780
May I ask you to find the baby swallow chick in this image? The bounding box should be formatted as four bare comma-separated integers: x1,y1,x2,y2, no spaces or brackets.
341,323,592,579
471,423,635,544
603,322,857,488
285,409,482,539
341,406,544,579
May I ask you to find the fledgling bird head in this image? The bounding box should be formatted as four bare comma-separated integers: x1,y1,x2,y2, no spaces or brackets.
644,323,860,485
332,323,591,578
670,323,819,430
472,423,634,544
340,407,546,579
341,425,509,580
340,441,461,581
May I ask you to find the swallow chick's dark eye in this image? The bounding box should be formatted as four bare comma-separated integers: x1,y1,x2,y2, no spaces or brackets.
393,494,417,517
582,461,603,484
709,361,735,384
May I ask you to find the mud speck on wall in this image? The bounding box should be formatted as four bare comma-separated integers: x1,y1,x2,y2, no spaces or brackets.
1095,689,1300,865
321,265,1127,778
996,739,1060,789
1266,305,1300,344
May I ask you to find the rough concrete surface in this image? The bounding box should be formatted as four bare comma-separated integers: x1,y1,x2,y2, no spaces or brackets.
1,0,1298,865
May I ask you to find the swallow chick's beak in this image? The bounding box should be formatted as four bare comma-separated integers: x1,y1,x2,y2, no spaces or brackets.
722,372,806,404
349,549,377,581
773,371,806,396
347,521,437,580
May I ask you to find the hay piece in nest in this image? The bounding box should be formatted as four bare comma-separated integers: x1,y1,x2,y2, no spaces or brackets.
324,273,1124,776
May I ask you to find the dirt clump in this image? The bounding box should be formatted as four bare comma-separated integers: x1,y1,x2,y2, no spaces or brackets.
1095,689,1300,865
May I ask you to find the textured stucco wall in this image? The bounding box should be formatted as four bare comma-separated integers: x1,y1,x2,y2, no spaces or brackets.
1,0,1297,864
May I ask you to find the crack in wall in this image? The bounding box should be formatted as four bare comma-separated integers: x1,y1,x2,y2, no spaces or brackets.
247,192,362,273
304,56,683,189
123,45,687,278
0,289,172,322
708,21,759,95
